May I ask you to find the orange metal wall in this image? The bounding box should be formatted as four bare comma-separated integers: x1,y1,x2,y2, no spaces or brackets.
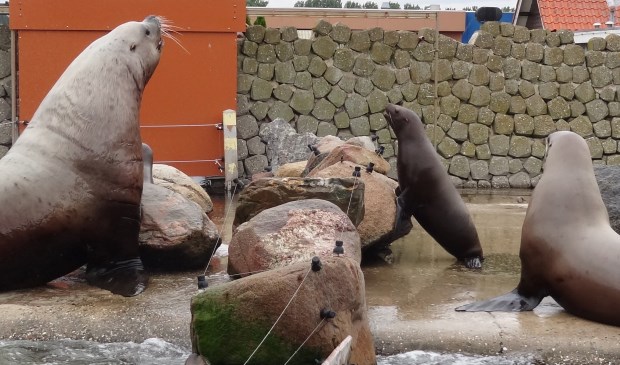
10,1,246,177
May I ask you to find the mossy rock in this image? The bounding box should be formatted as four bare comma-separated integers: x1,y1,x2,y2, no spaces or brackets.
191,291,321,365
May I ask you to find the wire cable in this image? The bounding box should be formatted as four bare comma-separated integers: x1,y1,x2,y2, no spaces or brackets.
243,267,312,365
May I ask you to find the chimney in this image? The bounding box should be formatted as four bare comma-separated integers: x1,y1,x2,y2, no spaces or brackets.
608,0,617,25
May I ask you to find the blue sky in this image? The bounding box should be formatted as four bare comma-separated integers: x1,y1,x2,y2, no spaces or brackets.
265,0,519,10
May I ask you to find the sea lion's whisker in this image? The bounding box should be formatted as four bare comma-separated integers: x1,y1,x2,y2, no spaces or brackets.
161,25,184,36
153,16,189,53
161,31,190,55
158,16,185,33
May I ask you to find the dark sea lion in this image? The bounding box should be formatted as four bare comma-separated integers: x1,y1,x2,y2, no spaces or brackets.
384,104,483,269
457,131,620,326
0,16,165,296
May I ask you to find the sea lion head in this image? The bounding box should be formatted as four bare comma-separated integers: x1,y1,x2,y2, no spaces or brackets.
543,131,590,172
384,103,424,140
93,15,165,90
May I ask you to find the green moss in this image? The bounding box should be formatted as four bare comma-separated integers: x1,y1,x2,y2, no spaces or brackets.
253,16,266,27
191,292,322,365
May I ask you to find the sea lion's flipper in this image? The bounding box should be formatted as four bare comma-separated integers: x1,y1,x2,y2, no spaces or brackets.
85,202,149,297
392,194,414,240
86,258,148,297
463,256,483,269
455,288,543,312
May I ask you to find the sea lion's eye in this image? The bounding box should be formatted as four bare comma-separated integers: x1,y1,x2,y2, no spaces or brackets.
146,29,151,36
130,44,136,52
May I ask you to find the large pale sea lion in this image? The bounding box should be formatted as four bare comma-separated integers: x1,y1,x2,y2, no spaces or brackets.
457,131,620,326
384,104,484,269
0,16,165,296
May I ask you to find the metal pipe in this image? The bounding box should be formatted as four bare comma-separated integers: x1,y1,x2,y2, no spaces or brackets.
10,28,17,144
433,17,440,151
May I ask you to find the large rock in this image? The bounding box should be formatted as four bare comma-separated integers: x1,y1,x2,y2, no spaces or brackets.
346,136,377,151
274,161,307,177
260,118,319,172
139,184,220,270
228,199,362,276
305,143,390,177
152,164,213,213
233,177,365,228
307,160,399,251
594,165,620,234
190,257,376,365
303,135,378,176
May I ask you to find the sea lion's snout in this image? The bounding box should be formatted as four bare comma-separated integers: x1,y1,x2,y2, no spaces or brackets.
383,111,392,128
143,15,168,53
384,104,397,127
144,15,162,28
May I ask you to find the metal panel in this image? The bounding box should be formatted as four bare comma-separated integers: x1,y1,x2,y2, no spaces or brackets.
11,1,245,178
10,1,246,32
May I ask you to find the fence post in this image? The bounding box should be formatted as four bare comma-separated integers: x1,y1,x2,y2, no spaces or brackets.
223,109,238,193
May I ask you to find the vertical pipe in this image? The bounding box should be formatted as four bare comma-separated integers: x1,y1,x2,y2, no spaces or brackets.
223,109,238,193
10,29,17,144
433,12,440,151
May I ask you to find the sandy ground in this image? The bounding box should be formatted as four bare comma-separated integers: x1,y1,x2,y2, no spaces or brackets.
1,191,619,364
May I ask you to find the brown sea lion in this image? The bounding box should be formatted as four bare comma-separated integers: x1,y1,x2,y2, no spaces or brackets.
384,104,483,269
0,16,165,296
457,131,620,326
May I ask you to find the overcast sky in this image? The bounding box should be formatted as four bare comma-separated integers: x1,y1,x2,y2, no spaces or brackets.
266,0,519,10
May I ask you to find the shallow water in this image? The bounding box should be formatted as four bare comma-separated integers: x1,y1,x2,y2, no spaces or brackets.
0,338,189,365
377,350,537,365
0,339,539,365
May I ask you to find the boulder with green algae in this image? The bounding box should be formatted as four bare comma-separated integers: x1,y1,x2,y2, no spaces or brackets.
188,257,376,365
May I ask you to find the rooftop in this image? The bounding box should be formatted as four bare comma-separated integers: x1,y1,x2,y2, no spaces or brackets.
538,0,615,30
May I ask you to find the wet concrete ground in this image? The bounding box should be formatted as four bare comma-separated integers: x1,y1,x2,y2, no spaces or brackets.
365,190,620,364
0,191,619,364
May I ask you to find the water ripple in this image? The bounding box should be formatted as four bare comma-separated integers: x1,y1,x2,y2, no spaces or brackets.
0,338,190,365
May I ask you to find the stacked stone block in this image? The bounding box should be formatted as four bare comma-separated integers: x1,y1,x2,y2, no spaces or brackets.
237,21,620,187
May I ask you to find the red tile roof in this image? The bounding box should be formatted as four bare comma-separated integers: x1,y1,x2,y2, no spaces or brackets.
538,0,616,31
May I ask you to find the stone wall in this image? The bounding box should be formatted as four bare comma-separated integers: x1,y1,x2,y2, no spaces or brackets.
236,20,620,188
0,25,11,158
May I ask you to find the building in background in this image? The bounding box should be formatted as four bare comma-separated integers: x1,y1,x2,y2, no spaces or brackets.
514,0,620,44
246,7,467,40
462,11,514,43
